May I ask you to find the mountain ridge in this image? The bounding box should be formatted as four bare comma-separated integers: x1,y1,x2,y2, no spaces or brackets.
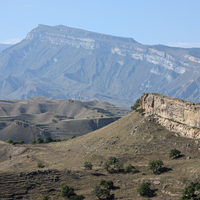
0,24,200,107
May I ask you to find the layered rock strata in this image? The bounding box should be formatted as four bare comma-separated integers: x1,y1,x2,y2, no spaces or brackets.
140,93,200,138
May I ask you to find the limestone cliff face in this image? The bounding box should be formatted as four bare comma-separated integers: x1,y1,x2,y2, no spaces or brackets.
140,93,200,138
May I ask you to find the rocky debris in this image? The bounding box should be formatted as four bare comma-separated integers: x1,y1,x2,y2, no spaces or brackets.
186,156,191,160
141,173,145,175
153,181,160,185
163,185,167,189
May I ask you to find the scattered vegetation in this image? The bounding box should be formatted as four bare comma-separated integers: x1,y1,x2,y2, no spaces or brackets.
71,136,77,139
100,179,114,190
169,148,181,159
13,140,24,145
131,98,140,110
91,185,110,199
179,182,200,200
147,159,164,174
52,119,57,123
82,161,92,170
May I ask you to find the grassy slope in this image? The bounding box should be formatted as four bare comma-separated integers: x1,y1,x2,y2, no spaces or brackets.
0,111,199,199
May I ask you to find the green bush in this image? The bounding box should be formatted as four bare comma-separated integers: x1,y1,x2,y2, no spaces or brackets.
71,136,77,139
37,162,43,168
91,185,110,199
29,140,36,144
101,160,111,171
60,185,74,198
69,195,85,200
82,161,92,170
114,162,124,172
138,108,145,114
42,195,49,200
137,182,152,197
125,163,135,173
131,98,140,110
45,136,53,143
37,137,44,144
100,179,114,190
147,159,164,174
6,139,13,144
13,140,24,145
169,149,181,158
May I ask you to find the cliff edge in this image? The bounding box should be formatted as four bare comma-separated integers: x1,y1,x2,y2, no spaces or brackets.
140,93,200,138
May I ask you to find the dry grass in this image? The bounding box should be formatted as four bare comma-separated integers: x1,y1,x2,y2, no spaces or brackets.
0,111,199,199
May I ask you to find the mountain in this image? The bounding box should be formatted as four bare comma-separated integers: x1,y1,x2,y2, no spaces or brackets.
0,44,12,51
0,24,200,107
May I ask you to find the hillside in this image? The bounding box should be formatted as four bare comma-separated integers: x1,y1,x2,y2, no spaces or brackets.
0,43,12,51
0,97,129,143
1,25,200,107
0,95,199,199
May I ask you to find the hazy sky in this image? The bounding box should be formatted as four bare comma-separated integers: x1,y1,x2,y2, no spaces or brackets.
1,0,200,48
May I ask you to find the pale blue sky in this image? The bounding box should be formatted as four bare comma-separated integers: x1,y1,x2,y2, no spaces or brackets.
1,0,200,48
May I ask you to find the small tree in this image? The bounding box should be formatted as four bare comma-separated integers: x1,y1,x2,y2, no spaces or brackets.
60,185,74,198
137,182,152,197
37,137,44,144
131,98,140,110
147,159,164,174
82,161,92,170
29,140,36,144
19,140,24,144
45,136,53,143
169,149,181,159
9,155,12,160
6,139,13,144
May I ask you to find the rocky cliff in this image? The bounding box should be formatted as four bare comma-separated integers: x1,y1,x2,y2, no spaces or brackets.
140,93,200,138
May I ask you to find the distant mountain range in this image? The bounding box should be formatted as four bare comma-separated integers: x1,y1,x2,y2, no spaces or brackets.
0,24,200,108
0,44,12,51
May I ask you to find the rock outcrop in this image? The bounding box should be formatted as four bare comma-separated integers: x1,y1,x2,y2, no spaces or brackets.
140,93,200,138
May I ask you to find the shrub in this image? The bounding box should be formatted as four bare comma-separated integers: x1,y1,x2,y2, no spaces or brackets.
71,136,77,139
100,179,113,189
37,162,43,168
125,163,135,173
147,159,164,174
69,195,85,200
91,185,110,199
42,195,49,200
13,140,24,145
138,108,145,114
169,149,181,158
60,185,74,198
29,140,36,144
180,182,196,200
45,136,53,143
37,137,44,144
101,160,111,171
131,98,140,110
114,162,124,172
137,182,152,197
6,139,13,144
82,161,92,170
